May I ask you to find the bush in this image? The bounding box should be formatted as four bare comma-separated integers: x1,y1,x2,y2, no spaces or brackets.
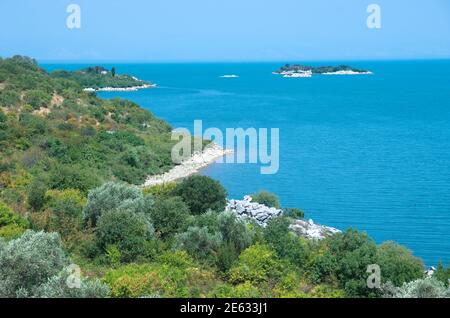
173,175,227,214
387,277,450,298
27,179,48,211
48,164,101,196
96,209,154,263
376,242,424,287
314,229,379,297
149,196,190,239
0,201,28,240
34,267,110,298
103,251,218,298
264,217,308,268
435,262,450,287
251,191,280,209
229,244,285,284
83,182,145,227
175,226,223,264
283,207,304,219
45,189,86,216
24,89,52,109
143,182,177,198
43,189,86,237
0,230,69,297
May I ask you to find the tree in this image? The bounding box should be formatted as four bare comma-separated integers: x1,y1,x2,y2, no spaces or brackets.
376,241,424,287
96,209,154,262
111,67,116,78
316,229,379,297
83,182,145,227
173,175,227,214
149,196,190,239
264,217,308,268
251,191,280,209
0,231,69,297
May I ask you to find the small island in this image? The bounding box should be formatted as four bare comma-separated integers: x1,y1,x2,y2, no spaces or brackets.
273,64,372,77
51,66,155,91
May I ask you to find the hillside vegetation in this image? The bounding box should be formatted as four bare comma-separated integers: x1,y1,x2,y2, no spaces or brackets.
0,56,449,299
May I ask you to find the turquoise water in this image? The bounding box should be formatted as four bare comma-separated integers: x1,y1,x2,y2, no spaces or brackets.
45,61,450,266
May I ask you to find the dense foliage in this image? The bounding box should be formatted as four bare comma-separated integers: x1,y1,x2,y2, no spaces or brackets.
0,56,448,299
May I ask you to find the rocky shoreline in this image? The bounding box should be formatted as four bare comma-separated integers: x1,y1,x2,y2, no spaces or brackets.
143,143,233,187
83,83,155,92
226,195,341,239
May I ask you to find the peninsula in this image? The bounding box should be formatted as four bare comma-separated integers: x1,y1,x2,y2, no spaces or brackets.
51,66,155,91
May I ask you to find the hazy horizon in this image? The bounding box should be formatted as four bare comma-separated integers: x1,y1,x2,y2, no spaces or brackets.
1,0,449,62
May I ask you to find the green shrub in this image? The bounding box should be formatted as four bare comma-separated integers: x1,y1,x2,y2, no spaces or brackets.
24,89,52,109
264,217,308,269
96,209,154,263
173,175,227,214
376,241,424,287
143,182,177,197
435,262,450,287
283,207,304,219
149,196,190,239
48,164,101,196
229,244,285,284
387,277,450,298
251,191,280,209
175,226,223,264
83,182,145,227
34,268,110,298
27,179,48,211
317,229,379,297
103,251,218,298
0,230,69,297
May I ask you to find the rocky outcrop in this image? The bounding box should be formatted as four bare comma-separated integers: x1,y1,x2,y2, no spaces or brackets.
226,195,283,227
226,195,341,240
289,219,341,240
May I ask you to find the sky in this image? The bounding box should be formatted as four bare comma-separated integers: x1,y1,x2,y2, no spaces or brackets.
0,0,449,62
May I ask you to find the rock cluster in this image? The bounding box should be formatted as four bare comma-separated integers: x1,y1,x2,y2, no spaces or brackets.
226,195,341,239
289,219,341,240
225,195,282,227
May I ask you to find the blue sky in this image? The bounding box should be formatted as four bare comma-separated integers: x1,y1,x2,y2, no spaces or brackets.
0,0,449,62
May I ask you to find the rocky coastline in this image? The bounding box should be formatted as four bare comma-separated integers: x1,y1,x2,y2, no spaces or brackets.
226,195,341,239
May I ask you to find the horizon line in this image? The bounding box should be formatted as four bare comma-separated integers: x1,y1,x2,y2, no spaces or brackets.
35,56,450,64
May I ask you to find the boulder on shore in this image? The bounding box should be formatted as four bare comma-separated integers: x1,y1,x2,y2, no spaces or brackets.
225,195,341,240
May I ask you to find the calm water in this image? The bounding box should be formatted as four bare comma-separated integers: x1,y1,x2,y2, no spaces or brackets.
45,61,450,266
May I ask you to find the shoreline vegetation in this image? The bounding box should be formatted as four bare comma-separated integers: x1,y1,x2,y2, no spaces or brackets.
273,64,373,78
1,56,450,299
51,65,155,91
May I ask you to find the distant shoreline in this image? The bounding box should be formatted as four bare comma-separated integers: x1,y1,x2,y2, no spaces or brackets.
83,83,156,92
